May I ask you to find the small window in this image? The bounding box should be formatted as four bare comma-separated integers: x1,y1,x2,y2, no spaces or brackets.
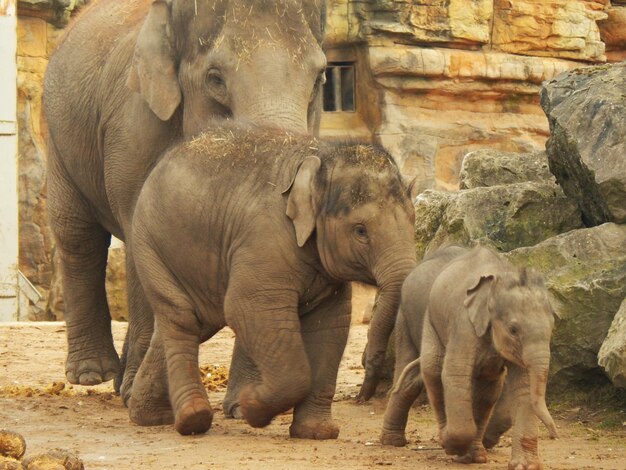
323,62,355,112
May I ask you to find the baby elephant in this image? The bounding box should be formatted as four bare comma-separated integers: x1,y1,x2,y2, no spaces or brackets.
381,246,558,469
128,124,416,437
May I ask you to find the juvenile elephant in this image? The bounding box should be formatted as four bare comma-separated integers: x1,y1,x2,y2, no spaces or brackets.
381,246,558,469
127,125,417,436
43,0,326,399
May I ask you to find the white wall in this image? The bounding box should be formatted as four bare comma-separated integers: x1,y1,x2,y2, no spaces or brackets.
0,0,19,321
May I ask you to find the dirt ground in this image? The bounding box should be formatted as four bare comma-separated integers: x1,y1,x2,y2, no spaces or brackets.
1,322,625,469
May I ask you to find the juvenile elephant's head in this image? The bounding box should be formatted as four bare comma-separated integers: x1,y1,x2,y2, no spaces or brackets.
284,143,417,398
128,0,326,135
465,267,558,438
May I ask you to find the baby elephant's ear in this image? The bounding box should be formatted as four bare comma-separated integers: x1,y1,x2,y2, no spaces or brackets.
283,156,321,247
464,274,495,337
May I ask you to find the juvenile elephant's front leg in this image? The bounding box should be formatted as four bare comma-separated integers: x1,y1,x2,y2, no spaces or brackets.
225,277,312,429
290,285,351,440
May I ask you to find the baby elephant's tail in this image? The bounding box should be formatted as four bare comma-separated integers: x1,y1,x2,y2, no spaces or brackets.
390,357,423,397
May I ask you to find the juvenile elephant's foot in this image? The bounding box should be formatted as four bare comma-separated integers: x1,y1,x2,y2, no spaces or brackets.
456,441,488,464
175,397,214,436
442,430,475,457
380,428,407,447
508,457,543,470
65,345,120,386
129,398,175,427
289,419,339,440
239,385,285,428
224,403,244,420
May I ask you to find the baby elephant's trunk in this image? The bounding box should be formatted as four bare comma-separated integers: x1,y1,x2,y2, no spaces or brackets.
529,365,558,439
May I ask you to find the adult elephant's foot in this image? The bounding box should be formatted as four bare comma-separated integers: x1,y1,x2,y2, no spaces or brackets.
289,419,339,440
239,385,284,428
65,344,120,386
175,397,214,435
380,428,407,447
456,441,488,464
129,397,175,427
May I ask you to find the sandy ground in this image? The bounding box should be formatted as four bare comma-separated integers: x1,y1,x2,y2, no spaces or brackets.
1,322,625,469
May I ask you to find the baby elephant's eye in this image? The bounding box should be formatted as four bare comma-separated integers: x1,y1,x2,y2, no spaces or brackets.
509,324,520,336
354,224,368,239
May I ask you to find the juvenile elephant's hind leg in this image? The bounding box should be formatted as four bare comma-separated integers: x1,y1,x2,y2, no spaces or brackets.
48,156,119,386
223,339,261,419
290,286,351,440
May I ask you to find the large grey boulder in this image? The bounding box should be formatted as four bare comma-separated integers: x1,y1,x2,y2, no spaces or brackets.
506,223,626,389
540,61,626,226
414,182,582,259
459,149,553,190
598,298,626,388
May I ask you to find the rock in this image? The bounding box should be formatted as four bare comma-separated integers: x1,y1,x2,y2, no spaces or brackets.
598,298,626,388
356,0,493,47
0,430,26,460
459,149,553,189
414,182,582,259
540,61,626,226
505,223,626,389
492,0,607,61
22,450,83,470
0,457,23,470
598,6,626,50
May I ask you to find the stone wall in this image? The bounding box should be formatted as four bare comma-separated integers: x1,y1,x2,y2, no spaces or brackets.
322,0,625,191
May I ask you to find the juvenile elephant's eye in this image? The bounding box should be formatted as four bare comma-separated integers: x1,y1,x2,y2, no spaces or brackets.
509,324,520,336
206,69,228,105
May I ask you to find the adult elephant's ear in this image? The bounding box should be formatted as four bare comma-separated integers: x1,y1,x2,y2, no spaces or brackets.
464,274,495,337
283,156,321,247
127,0,181,121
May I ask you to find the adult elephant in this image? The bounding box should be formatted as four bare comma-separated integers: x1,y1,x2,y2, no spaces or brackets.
43,0,327,400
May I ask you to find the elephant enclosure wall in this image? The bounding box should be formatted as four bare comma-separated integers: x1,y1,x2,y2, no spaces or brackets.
1,322,625,469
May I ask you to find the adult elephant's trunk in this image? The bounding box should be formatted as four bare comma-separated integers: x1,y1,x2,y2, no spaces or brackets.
358,252,416,401
527,353,558,439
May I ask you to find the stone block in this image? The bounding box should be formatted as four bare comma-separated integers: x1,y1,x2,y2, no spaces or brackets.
598,298,626,388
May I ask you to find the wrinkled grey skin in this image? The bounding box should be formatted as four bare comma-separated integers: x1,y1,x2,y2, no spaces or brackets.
127,125,417,437
380,246,558,470
43,0,326,400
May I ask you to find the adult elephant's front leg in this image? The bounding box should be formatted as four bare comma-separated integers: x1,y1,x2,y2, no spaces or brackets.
225,276,312,429
290,284,352,440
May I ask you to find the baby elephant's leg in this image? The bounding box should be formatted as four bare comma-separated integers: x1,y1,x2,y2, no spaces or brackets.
381,314,423,447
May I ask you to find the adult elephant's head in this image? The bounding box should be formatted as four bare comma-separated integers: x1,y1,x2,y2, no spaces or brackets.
284,143,418,399
127,0,327,135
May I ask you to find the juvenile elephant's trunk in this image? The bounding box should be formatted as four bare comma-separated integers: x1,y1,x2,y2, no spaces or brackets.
358,253,416,401
528,357,558,439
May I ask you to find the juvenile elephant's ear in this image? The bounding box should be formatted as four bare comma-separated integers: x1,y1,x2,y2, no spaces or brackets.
283,156,321,247
464,274,495,337
127,0,181,121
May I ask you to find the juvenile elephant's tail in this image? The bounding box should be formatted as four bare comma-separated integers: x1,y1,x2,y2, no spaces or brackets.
390,358,423,397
